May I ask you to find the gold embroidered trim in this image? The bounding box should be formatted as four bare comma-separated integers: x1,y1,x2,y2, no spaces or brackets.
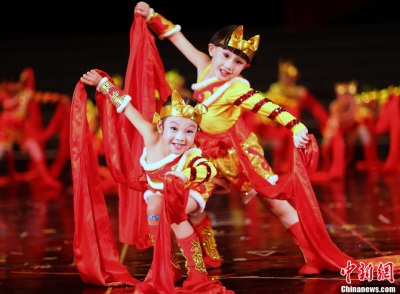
99,80,127,109
170,249,181,270
191,239,207,274
179,238,207,275
148,12,176,37
149,233,155,246
201,224,220,260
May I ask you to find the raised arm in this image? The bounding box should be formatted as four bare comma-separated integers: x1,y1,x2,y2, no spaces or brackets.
134,2,210,73
167,32,211,73
81,70,158,147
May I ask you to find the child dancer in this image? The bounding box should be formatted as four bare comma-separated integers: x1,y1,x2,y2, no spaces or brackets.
321,81,380,179
245,60,328,173
134,2,328,275
80,69,233,293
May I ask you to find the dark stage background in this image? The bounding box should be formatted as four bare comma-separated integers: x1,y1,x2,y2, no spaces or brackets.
1,0,399,137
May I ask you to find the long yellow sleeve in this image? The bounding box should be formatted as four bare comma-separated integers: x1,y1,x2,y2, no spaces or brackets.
224,81,306,136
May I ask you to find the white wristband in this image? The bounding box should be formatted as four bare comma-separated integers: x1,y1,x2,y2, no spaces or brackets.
159,25,181,40
116,95,132,113
96,77,108,92
146,8,154,22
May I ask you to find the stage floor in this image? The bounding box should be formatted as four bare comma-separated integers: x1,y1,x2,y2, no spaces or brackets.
1,170,400,293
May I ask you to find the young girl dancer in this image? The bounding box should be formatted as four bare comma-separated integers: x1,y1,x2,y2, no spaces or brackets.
80,69,233,293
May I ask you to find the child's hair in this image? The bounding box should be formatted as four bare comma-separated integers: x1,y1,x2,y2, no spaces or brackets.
162,95,198,108
159,95,201,130
209,25,258,66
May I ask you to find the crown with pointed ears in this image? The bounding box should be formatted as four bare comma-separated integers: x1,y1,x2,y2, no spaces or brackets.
279,60,298,78
153,90,207,125
335,80,358,95
219,26,260,62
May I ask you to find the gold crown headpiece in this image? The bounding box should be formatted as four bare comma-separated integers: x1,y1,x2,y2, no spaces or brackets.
219,26,260,62
153,90,207,125
279,60,298,78
335,80,358,95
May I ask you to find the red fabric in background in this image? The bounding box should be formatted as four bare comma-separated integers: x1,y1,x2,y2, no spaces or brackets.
135,175,189,294
289,136,357,271
375,94,400,173
118,13,171,248
232,134,357,270
70,75,141,286
70,15,171,287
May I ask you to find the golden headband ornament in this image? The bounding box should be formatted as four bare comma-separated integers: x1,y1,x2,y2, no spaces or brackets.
219,25,260,62
335,81,358,95
279,60,298,78
153,90,208,125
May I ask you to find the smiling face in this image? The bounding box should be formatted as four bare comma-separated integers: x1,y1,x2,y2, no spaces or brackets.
208,45,250,81
158,116,198,155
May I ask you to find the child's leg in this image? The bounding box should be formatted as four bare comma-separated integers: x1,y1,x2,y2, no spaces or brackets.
146,193,163,226
171,199,212,279
174,222,233,292
256,195,298,229
23,138,61,189
172,221,210,285
146,193,182,283
329,132,346,180
256,195,323,275
189,211,221,268
0,146,19,180
169,196,199,240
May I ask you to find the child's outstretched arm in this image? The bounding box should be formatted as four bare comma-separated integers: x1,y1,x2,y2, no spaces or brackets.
134,2,210,73
81,70,158,147
225,85,311,148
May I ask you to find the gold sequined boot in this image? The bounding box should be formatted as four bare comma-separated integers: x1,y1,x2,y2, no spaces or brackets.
177,230,235,292
192,215,221,268
176,231,209,284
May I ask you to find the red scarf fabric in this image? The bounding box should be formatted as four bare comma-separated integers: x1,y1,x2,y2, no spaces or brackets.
135,175,190,294
118,13,171,248
70,72,142,286
233,133,356,270
198,122,355,270
375,93,400,173
70,14,171,287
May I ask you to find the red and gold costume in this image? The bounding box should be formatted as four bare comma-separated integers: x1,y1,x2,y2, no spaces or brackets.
70,16,400,291
189,27,376,277
71,16,232,293
146,8,181,40
140,145,216,214
190,69,361,274
321,81,381,179
374,85,400,173
0,68,69,186
192,64,306,202
244,60,328,173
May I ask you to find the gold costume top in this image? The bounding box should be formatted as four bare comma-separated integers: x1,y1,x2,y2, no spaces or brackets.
140,145,216,212
192,65,306,136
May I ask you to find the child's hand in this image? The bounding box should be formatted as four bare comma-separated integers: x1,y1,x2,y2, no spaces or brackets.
134,2,151,19
80,70,102,87
293,128,310,148
165,171,188,184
